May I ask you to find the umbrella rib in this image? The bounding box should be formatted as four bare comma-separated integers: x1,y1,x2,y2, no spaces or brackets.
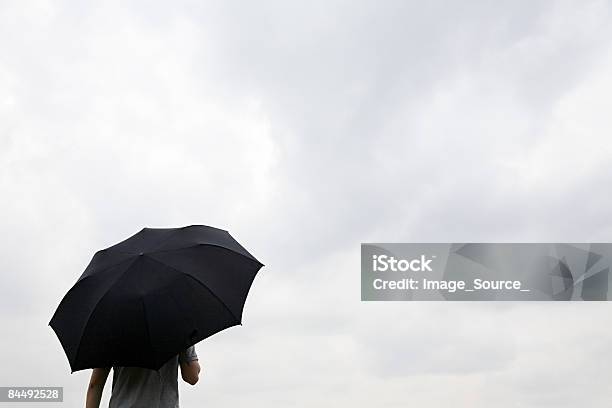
148,227,186,252
71,256,140,368
140,297,154,367
75,255,135,283
148,243,263,266
145,256,241,325
100,227,185,255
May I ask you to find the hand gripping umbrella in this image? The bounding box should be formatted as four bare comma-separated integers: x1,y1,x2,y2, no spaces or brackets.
49,225,263,372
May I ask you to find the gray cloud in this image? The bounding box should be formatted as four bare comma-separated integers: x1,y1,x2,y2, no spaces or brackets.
2,0,612,407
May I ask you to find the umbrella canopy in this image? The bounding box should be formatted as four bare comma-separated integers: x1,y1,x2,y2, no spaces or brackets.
49,225,263,372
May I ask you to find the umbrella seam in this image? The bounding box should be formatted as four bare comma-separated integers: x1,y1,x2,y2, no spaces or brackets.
100,228,263,266
140,297,154,367
71,256,140,369
144,256,241,325
148,228,186,252
76,255,136,283
98,227,151,252
101,227,183,255
148,243,263,266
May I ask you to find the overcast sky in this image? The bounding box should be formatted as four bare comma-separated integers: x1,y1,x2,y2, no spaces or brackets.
2,0,612,407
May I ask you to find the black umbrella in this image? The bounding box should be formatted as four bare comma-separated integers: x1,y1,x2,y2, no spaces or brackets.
49,225,263,372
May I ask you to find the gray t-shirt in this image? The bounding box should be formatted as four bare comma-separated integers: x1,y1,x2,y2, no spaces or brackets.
109,346,198,408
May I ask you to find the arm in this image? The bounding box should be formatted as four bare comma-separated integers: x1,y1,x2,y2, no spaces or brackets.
180,359,201,385
85,367,110,408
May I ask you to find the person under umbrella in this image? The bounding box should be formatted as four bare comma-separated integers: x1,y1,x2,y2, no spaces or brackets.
86,345,200,408
50,225,263,408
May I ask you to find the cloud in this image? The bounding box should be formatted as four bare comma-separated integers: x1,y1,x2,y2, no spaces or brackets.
1,0,612,407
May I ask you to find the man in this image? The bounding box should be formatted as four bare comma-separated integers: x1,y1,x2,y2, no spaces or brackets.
85,346,201,408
